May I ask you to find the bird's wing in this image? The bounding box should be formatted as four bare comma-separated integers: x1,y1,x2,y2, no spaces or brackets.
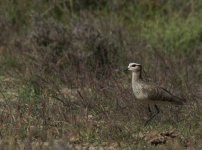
143,84,184,105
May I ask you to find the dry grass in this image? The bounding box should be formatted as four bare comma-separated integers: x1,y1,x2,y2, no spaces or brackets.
0,0,202,149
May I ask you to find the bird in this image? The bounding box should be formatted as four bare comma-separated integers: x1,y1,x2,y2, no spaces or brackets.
127,62,185,126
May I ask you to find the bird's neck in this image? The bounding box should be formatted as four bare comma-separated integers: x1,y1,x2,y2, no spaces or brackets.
132,71,142,83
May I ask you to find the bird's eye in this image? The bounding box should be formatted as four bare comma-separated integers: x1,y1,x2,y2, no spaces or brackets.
131,64,136,67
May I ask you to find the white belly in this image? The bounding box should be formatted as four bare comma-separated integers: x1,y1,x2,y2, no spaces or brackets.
133,90,148,100
132,84,148,100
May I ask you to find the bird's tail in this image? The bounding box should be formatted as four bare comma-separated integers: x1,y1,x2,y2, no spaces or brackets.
172,96,186,105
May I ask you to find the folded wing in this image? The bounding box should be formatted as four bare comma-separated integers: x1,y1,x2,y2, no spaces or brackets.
143,85,184,105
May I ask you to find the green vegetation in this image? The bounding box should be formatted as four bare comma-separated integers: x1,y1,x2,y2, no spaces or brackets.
0,0,202,149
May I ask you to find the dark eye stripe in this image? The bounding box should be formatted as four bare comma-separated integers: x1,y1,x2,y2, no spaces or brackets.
131,64,136,67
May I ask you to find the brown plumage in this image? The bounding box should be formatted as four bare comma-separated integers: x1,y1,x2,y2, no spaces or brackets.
127,62,185,125
142,83,184,105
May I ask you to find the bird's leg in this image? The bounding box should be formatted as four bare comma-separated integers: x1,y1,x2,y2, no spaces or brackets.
154,104,160,114
144,104,160,126
148,104,152,113
147,104,153,117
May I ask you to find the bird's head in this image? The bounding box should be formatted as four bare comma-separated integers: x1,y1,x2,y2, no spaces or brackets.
128,63,142,72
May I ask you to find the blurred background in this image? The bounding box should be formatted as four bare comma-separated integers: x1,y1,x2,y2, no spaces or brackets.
0,0,202,149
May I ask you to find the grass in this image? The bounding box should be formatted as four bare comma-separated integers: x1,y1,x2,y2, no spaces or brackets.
0,0,202,149
141,15,202,55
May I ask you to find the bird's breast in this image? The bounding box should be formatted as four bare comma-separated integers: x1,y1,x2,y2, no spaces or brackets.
132,83,148,100
133,90,148,100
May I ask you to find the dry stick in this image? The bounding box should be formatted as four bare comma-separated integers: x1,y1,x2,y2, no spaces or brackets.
46,75,80,109
77,90,87,107
51,94,69,107
51,86,79,108
77,90,90,121
77,88,110,120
